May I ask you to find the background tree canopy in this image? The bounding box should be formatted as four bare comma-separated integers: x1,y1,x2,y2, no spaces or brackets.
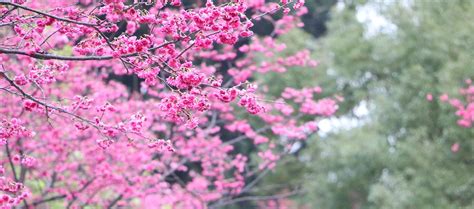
257,0,474,208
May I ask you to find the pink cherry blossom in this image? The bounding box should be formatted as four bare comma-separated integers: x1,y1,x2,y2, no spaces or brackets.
426,93,433,101
451,143,460,153
441,82,474,128
0,0,335,208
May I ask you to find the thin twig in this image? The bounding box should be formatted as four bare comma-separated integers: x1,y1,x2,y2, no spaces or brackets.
209,189,304,209
4,142,18,182
0,41,175,61
0,2,99,27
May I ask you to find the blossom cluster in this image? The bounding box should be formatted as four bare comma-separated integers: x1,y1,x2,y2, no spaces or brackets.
0,0,339,208
435,79,474,128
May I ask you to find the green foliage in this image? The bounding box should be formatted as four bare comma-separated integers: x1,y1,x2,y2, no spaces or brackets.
252,0,474,208
302,125,388,209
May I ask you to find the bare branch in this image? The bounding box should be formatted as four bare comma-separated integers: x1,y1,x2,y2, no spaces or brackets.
4,142,18,182
209,189,304,209
0,2,99,27
0,40,175,61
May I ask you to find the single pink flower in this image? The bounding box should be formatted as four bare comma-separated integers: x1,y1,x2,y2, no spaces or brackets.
451,143,460,153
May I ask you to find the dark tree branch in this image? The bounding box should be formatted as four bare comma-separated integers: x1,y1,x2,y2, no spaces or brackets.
106,194,123,209
209,189,304,209
0,71,98,128
4,142,18,182
32,194,67,206
0,41,175,61
0,2,99,27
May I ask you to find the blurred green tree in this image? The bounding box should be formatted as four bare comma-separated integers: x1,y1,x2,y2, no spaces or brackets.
297,0,474,208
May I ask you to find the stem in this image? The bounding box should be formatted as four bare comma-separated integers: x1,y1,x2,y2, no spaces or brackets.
106,194,123,209
0,2,99,27
0,41,174,61
5,142,18,182
32,195,67,206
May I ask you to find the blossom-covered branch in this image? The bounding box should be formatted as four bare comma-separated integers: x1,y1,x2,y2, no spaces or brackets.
0,0,330,208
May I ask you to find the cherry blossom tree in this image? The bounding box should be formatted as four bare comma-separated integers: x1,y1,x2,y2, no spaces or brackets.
426,79,474,129
0,0,336,208
425,79,474,155
439,80,474,128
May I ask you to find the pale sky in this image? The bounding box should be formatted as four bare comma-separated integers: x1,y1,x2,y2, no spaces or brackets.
317,1,393,137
